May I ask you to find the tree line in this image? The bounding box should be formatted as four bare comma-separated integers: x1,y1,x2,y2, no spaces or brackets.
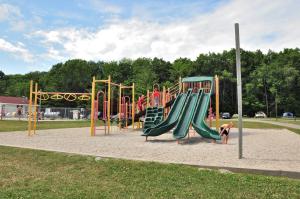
0,48,299,117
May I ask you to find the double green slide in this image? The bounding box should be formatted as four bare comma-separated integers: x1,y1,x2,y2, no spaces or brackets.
142,89,221,140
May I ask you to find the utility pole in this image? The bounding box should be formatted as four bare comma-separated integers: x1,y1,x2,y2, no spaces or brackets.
235,23,243,159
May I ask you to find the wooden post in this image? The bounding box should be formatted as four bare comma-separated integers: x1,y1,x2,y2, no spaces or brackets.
90,76,96,136
33,83,38,134
215,75,220,131
28,80,33,136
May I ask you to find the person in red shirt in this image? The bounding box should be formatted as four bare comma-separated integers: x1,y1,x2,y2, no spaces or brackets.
153,88,160,107
137,95,145,111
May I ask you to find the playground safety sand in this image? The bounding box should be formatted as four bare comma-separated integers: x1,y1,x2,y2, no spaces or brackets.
0,127,300,174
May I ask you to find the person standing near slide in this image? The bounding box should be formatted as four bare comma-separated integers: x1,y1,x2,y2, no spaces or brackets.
153,88,160,107
220,122,234,144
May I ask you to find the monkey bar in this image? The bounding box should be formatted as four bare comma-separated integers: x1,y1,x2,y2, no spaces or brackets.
27,80,91,136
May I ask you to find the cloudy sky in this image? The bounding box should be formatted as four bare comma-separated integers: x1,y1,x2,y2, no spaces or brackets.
0,0,299,74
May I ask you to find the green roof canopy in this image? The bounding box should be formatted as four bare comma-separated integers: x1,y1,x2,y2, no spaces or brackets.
181,76,214,83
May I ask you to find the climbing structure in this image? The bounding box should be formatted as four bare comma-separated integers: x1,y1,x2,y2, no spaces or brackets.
142,76,221,141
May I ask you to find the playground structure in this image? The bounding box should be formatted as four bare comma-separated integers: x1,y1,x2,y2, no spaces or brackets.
28,76,137,136
90,76,135,136
27,80,91,136
142,75,220,141
28,75,219,142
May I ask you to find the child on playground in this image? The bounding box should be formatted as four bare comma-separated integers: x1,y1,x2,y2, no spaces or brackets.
153,88,160,107
16,105,23,120
137,95,145,112
220,122,234,144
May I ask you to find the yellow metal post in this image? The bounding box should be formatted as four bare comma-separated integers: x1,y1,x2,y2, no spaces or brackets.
33,83,38,134
132,83,135,129
125,102,128,127
107,75,111,134
215,75,220,131
146,90,150,107
179,77,182,93
162,86,166,107
162,86,166,118
119,83,122,130
90,76,96,136
28,80,33,136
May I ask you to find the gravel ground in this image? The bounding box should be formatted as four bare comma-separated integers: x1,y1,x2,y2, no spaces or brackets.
0,127,299,173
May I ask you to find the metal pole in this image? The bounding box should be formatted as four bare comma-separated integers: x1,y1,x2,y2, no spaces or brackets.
28,80,33,136
107,75,111,134
119,83,122,130
275,91,278,121
90,76,96,136
215,75,220,131
147,90,150,107
235,23,243,159
132,83,135,129
179,77,182,93
39,90,42,123
33,83,38,134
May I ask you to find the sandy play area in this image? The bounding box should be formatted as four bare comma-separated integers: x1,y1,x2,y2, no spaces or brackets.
0,127,300,175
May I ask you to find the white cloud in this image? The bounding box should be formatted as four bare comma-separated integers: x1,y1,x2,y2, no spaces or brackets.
45,47,64,60
0,38,33,62
0,3,27,31
0,3,21,21
79,0,122,15
35,0,300,62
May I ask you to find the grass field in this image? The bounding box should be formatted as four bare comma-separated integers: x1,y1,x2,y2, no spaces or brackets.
261,118,300,125
1,119,299,135
0,120,102,132
0,146,299,199
211,120,300,135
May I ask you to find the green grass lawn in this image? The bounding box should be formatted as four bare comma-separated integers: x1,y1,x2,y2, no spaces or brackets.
0,146,299,199
261,118,300,125
1,119,299,135
0,120,104,132
210,120,300,135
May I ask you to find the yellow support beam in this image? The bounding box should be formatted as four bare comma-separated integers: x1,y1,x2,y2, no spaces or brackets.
119,83,122,130
94,79,109,83
146,90,150,107
120,85,133,89
162,86,166,107
132,83,135,129
107,75,111,134
90,76,96,136
179,76,182,93
33,82,38,134
28,80,33,136
215,75,220,131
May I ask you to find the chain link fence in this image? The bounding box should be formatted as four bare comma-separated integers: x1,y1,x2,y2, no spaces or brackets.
0,104,91,120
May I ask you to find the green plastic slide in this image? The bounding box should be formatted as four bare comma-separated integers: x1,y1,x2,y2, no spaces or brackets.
192,92,221,140
173,90,202,139
142,90,191,136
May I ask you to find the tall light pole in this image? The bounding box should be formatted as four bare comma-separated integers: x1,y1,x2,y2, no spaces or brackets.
235,23,243,159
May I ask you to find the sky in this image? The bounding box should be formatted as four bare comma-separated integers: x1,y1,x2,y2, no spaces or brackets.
0,0,299,74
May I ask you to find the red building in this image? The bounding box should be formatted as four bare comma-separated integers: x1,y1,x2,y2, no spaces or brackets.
0,96,28,119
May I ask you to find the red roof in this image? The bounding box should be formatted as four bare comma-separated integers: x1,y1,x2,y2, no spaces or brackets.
0,96,28,105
